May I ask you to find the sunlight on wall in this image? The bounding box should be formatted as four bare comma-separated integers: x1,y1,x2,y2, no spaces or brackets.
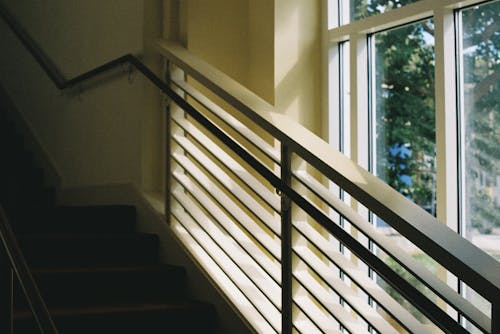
274,0,322,136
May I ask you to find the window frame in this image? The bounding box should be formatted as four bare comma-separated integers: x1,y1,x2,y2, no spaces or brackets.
323,0,495,233
323,0,498,321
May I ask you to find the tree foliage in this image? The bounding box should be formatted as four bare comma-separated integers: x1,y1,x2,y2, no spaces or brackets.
462,0,500,232
374,18,436,214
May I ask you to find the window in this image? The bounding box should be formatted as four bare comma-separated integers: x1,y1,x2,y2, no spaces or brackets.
372,19,436,216
350,0,421,22
326,0,499,327
458,1,499,329
459,0,500,262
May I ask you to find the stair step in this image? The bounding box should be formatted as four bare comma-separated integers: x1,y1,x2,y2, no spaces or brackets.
18,234,159,268
1,109,216,332
13,205,136,234
1,187,56,212
14,265,187,308
14,301,215,334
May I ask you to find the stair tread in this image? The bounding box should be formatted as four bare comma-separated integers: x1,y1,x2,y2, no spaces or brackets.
31,264,183,275
18,232,160,268
14,300,213,319
18,233,156,239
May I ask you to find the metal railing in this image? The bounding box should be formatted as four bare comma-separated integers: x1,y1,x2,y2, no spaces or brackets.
0,206,58,334
158,41,500,333
1,1,499,332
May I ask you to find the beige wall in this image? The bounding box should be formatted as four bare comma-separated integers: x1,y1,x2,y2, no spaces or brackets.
0,0,163,190
0,0,322,190
183,0,275,105
275,0,322,135
168,0,322,134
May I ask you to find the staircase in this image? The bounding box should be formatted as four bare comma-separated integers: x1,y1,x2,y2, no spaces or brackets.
0,107,215,333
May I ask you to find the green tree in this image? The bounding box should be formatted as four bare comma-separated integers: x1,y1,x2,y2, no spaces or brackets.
373,19,436,214
462,1,500,233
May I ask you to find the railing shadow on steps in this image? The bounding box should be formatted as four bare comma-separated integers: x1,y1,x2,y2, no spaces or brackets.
1,1,499,334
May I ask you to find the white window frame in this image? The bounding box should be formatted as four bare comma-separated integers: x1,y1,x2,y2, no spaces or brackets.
323,0,496,232
323,0,498,323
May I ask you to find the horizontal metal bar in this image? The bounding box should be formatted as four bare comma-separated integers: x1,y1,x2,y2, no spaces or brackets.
293,291,344,334
171,170,281,281
170,156,281,260
293,307,323,334
170,122,280,229
171,188,281,309
293,170,490,333
293,222,414,334
171,111,281,213
293,245,423,334
170,200,281,332
290,192,467,334
292,272,368,334
171,78,280,164
170,218,278,334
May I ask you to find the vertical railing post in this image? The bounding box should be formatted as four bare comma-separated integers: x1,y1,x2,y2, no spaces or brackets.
164,60,172,223
281,144,293,334
0,246,13,334
492,298,499,334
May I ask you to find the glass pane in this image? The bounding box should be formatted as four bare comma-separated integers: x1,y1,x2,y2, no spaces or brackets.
461,1,500,256
350,0,421,22
371,19,439,326
373,19,436,217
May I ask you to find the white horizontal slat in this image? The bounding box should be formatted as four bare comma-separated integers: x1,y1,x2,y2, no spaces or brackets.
171,219,277,334
294,294,344,334
293,311,323,334
172,110,281,213
294,170,490,331
173,171,281,280
171,201,281,332
293,245,430,334
171,154,281,259
294,221,421,334
293,269,368,334
173,189,281,308
171,132,280,234
172,78,280,163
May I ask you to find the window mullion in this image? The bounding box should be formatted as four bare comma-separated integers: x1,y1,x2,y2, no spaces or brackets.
434,7,459,233
349,33,369,219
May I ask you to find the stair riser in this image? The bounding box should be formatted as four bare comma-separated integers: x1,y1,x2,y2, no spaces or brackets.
13,206,136,234
14,269,186,308
15,308,215,334
1,188,56,212
19,235,159,268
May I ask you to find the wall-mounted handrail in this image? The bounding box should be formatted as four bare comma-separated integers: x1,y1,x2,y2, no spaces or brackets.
0,206,58,334
0,4,135,91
